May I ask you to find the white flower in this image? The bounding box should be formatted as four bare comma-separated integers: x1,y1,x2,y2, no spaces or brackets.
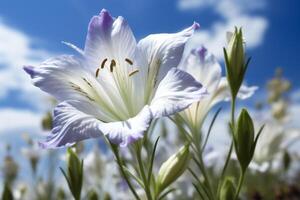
24,9,207,148
250,122,300,172
178,46,257,130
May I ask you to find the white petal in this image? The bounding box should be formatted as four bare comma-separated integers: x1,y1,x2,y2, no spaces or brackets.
84,9,137,70
100,105,152,147
40,100,103,148
150,68,207,118
23,55,122,121
137,23,199,89
40,101,152,148
179,46,222,93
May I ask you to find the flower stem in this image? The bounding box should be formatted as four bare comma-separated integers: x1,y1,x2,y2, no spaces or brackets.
217,97,236,198
234,169,245,200
110,144,141,200
135,143,153,200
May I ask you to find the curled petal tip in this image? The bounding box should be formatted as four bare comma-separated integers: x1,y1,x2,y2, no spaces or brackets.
193,22,200,30
195,46,207,61
100,8,109,15
23,65,35,78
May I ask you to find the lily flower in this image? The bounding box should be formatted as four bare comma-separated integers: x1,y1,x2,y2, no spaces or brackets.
24,9,207,148
178,46,257,132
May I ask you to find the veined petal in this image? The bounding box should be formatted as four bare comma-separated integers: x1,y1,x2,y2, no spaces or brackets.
137,23,200,98
100,105,152,147
179,46,222,93
150,68,207,118
39,100,102,148
84,9,137,69
23,55,124,121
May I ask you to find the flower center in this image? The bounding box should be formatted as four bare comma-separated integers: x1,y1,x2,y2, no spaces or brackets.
95,58,139,77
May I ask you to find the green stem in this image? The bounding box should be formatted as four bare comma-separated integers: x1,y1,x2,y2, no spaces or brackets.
193,142,215,200
234,169,245,200
111,146,141,200
135,143,153,200
217,97,236,198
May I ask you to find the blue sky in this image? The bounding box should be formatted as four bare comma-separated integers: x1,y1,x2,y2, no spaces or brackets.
0,0,299,86
0,0,299,182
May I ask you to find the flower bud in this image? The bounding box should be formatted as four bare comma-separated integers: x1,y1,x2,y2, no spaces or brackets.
219,177,236,200
156,144,191,194
60,148,83,200
224,27,248,98
234,109,262,172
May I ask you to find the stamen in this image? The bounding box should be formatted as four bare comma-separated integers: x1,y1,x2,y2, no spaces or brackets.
129,69,139,77
110,59,116,72
125,58,133,65
95,68,100,77
101,58,108,69
82,78,92,87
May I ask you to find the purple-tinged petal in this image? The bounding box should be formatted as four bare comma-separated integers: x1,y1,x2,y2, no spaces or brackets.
100,105,152,147
39,101,152,148
84,9,137,71
179,46,222,93
39,100,102,148
150,68,207,118
23,65,35,78
137,22,200,90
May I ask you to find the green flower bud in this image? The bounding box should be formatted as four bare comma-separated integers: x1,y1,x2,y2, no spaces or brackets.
234,109,263,172
283,150,291,171
224,27,248,98
60,148,83,200
1,182,14,200
157,144,191,194
87,190,99,200
219,177,236,200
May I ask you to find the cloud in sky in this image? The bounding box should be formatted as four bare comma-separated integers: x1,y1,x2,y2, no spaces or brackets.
0,18,53,135
0,19,53,107
178,0,268,60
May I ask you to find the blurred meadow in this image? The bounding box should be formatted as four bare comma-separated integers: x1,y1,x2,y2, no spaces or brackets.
0,0,300,199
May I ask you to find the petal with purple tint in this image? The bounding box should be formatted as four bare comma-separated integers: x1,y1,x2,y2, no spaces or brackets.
84,9,137,70
39,100,152,148
137,22,200,90
179,46,222,93
149,67,207,118
100,105,152,147
23,55,122,122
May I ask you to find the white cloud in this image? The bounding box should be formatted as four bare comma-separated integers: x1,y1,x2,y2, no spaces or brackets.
0,109,43,134
0,19,54,109
187,15,268,59
178,0,268,60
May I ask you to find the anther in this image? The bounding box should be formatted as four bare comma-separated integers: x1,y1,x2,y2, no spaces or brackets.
95,68,100,77
129,69,139,77
110,59,116,72
101,58,108,69
125,58,133,65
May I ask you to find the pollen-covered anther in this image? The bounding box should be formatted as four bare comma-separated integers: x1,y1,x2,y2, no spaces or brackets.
95,68,100,77
129,69,139,77
101,58,108,69
110,59,116,72
125,58,133,65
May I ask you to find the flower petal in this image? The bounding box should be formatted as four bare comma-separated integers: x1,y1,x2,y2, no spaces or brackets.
179,46,222,93
100,105,152,147
150,68,207,118
23,55,122,122
40,101,152,148
39,100,102,148
137,23,199,90
84,9,137,69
